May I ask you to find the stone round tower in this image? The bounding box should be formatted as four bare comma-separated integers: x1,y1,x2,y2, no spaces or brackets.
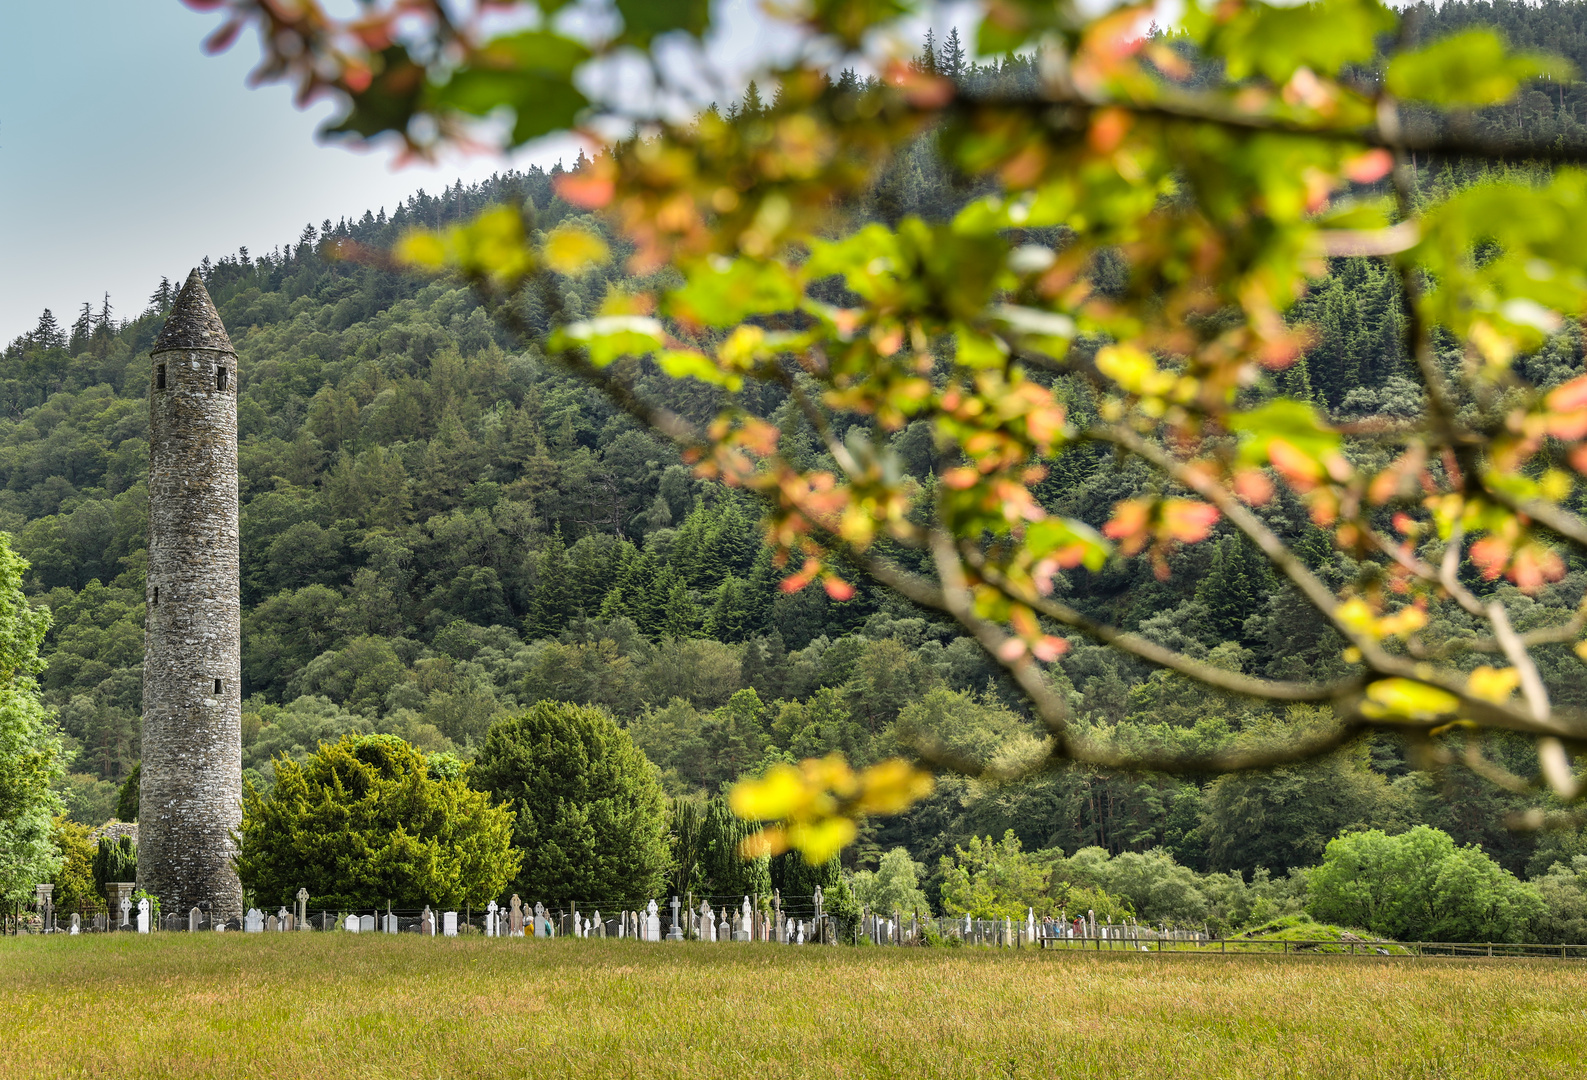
138,269,243,922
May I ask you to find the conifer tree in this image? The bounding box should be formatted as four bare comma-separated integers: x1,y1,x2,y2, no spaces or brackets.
28,309,65,352
939,27,966,80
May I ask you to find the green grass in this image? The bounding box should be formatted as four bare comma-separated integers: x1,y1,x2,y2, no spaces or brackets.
5,934,1586,1078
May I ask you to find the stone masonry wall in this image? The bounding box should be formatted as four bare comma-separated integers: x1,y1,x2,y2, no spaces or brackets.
138,339,243,921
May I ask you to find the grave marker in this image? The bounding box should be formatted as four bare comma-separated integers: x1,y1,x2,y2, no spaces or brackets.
443,912,458,937
136,899,150,934
361,915,376,934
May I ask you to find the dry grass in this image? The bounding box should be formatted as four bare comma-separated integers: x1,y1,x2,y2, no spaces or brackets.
4,934,1586,1079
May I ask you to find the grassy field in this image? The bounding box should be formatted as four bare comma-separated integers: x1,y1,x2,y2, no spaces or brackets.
4,934,1586,1079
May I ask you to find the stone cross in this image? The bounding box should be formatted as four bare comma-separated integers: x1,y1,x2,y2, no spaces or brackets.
645,899,660,942
812,885,823,931
295,888,308,930
136,898,150,934
119,894,132,930
486,900,498,938
278,907,289,931
533,902,547,939
667,896,683,941
719,910,731,942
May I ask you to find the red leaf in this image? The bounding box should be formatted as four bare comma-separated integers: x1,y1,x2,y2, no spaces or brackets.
202,19,243,54
1343,149,1393,184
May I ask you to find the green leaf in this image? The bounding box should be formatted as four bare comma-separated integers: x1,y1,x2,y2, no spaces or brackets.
1386,29,1573,107
430,32,591,145
1188,0,1396,84
1025,518,1111,571
669,258,802,327
656,350,744,390
1228,398,1340,465
550,316,666,366
616,0,712,44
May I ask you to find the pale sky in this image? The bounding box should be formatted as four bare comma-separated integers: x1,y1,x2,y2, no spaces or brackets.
0,1,977,345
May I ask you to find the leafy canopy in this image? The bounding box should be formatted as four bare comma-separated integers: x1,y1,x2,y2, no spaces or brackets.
236,733,519,910
195,0,1587,859
471,701,670,905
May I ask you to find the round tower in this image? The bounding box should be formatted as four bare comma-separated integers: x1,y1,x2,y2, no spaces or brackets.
138,269,243,922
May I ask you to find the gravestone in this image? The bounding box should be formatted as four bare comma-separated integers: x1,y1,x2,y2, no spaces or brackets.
35,884,53,933
700,901,714,942
343,914,360,933
360,915,376,934
533,902,547,939
486,900,498,938
295,888,308,930
509,895,523,937
733,896,752,942
639,899,655,942
70,913,80,935
246,908,264,933
420,907,434,936
190,907,203,933
773,890,783,943
136,899,150,934
719,910,731,943
592,910,604,938
813,885,824,930
278,907,289,931
667,896,684,941
443,912,458,937
266,914,278,932
108,883,135,932
384,912,398,935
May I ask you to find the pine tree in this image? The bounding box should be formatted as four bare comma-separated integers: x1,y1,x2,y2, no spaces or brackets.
940,27,967,80
29,309,65,351
70,303,93,354
919,28,939,74
741,80,765,118
148,277,175,315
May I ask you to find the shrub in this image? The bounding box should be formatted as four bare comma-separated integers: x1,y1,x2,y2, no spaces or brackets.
472,701,669,906
236,733,518,909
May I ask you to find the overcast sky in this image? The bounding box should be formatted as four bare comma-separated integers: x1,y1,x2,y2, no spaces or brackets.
0,1,976,345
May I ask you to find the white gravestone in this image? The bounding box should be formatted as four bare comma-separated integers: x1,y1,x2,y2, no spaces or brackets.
70,913,80,935
592,910,603,938
700,901,714,942
384,912,398,935
344,914,360,933
719,911,731,942
360,915,376,933
533,902,547,939
667,896,684,941
443,912,458,937
279,908,290,931
246,909,264,933
119,895,132,930
734,897,752,942
486,901,498,938
136,898,150,934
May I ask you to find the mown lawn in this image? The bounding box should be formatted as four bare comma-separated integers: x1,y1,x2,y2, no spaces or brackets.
3,933,1584,1079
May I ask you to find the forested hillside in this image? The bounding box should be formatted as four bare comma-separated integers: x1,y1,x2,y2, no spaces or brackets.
10,0,1587,898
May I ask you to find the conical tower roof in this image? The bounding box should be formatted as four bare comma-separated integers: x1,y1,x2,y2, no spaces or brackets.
152,269,234,354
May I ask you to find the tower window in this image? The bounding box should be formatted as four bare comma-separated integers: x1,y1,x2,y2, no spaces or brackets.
156,364,166,390
213,678,223,696
152,586,158,605
217,367,228,391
